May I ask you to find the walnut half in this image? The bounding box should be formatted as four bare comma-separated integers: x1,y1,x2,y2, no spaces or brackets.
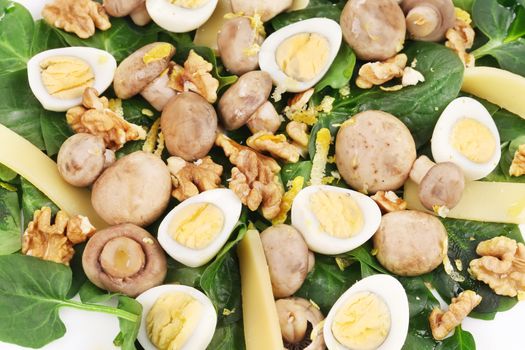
371,191,407,213
356,54,407,89
167,156,223,201
509,144,525,177
246,131,301,163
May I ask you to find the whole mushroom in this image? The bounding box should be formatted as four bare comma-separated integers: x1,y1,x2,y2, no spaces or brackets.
161,92,218,161
340,0,406,61
57,133,115,187
82,223,167,297
103,0,151,26
335,110,417,194
402,0,456,42
91,151,172,227
276,297,325,350
230,0,293,22
260,224,311,298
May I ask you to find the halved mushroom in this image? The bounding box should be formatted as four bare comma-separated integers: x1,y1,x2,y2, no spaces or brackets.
230,0,293,22
276,297,325,350
246,101,281,134
402,0,455,42
260,224,311,298
82,223,167,297
140,66,177,112
340,0,406,61
103,0,151,26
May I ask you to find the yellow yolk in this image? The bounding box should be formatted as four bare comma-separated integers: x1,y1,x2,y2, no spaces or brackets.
309,190,364,238
451,118,496,163
40,56,94,99
332,292,391,350
143,43,174,64
146,292,202,350
169,203,224,249
275,33,330,82
170,0,208,8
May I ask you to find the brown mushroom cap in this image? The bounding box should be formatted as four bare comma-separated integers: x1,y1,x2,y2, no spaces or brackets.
373,210,448,276
82,223,167,297
230,0,293,22
419,162,465,210
161,92,218,161
340,0,406,61
260,224,310,298
103,0,143,17
402,0,456,42
335,110,417,194
57,133,106,187
91,151,172,227
218,71,273,130
113,42,175,99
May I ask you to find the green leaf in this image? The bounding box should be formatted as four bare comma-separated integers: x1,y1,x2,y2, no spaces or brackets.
280,161,313,186
0,163,17,182
483,39,525,76
0,0,33,76
315,44,356,92
208,320,245,350
435,326,476,350
0,187,21,255
271,1,344,30
453,0,475,12
472,0,515,41
113,296,142,350
346,244,389,274
21,177,58,228
31,20,66,56
79,281,117,304
41,112,73,156
507,6,525,41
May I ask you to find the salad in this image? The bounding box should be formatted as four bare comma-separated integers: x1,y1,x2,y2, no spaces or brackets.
0,0,525,349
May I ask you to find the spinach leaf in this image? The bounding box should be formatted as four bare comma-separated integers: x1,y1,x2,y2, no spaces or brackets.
0,254,141,348
0,163,16,181
0,187,21,255
113,296,143,350
280,160,313,185
31,20,66,56
271,0,344,30
435,326,476,350
21,177,58,228
41,111,73,156
346,244,389,274
315,44,356,92
207,319,245,350
165,259,206,287
0,0,33,75
453,0,474,12
79,280,117,304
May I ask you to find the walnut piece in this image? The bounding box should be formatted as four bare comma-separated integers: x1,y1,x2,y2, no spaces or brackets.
429,290,482,340
167,156,223,201
168,50,219,103
445,18,475,68
356,54,407,89
286,121,309,148
216,133,283,220
246,132,301,163
42,0,111,39
509,144,525,177
66,88,147,150
371,190,407,213
21,207,96,265
469,236,525,297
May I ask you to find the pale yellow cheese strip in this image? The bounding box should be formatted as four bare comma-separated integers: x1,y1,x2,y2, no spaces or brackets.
404,179,525,224
193,0,232,53
289,0,310,11
238,229,284,350
462,66,525,120
0,124,108,228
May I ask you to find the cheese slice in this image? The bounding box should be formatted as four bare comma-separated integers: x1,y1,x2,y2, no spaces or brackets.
238,229,284,350
0,124,107,228
193,0,232,53
289,0,310,11
404,179,525,224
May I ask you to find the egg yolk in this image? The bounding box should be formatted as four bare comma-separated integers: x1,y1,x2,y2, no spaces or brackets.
169,203,224,249
143,43,174,64
146,292,202,350
170,0,208,9
332,292,391,350
309,190,364,238
275,33,330,82
451,118,496,163
40,56,94,99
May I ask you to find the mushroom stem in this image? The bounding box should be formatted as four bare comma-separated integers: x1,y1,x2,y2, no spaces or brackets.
409,155,436,184
406,5,440,38
130,2,151,26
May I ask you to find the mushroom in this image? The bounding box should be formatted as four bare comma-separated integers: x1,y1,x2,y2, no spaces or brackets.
340,0,406,61
113,42,176,107
246,101,282,134
91,151,172,227
82,223,167,297
140,65,177,112
217,16,264,76
218,71,273,130
335,110,417,194
103,0,151,26
57,133,115,187
260,224,311,298
230,0,293,22
373,210,448,276
402,0,455,42
161,92,218,161
409,155,465,211
276,297,325,350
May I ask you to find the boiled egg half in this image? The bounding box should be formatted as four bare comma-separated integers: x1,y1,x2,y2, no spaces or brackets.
158,188,242,267
259,18,342,92
136,284,217,350
291,185,381,255
324,274,409,350
146,0,218,33
27,47,116,112
431,97,501,180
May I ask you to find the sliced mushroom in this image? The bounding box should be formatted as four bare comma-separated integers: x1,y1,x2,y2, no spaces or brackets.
402,0,455,42
276,297,325,350
260,224,310,298
247,101,281,134
340,0,406,61
230,0,293,22
82,223,167,297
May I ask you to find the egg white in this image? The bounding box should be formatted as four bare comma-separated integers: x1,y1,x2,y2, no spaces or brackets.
136,284,217,350
157,188,242,267
27,47,116,112
323,274,410,350
431,97,501,180
291,185,382,255
258,17,342,92
146,0,219,33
